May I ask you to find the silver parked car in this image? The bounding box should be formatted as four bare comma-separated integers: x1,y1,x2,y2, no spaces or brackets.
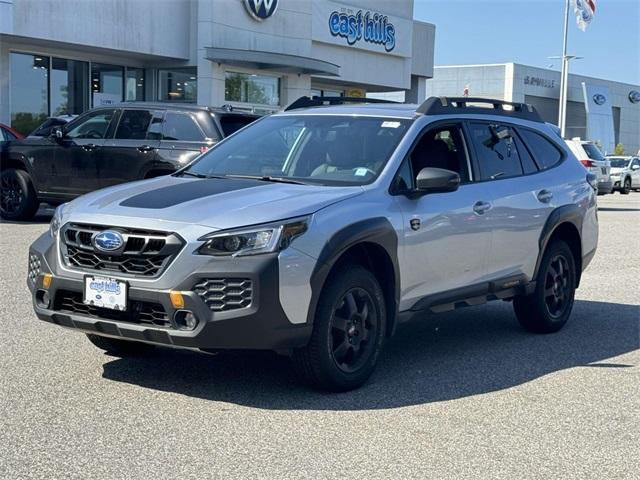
28,97,598,391
605,155,640,194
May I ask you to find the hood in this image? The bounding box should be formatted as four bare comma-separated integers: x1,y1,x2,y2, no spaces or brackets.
609,167,626,175
64,176,364,230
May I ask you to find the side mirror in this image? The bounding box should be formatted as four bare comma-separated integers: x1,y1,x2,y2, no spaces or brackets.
415,167,461,194
632,164,640,170
50,126,64,141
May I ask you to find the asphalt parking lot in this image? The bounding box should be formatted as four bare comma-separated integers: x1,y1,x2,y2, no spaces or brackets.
0,194,638,479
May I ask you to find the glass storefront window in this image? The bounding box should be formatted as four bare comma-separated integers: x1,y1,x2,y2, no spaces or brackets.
225,72,280,107
9,53,49,135
125,68,145,101
51,58,89,116
158,68,197,102
91,63,124,106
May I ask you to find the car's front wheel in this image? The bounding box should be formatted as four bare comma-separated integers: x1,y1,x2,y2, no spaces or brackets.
621,177,631,195
514,240,576,333
0,168,39,220
86,334,155,356
292,265,386,391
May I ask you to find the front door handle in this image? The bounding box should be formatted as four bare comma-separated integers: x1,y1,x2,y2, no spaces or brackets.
473,201,492,215
137,145,155,153
82,143,99,151
537,189,553,203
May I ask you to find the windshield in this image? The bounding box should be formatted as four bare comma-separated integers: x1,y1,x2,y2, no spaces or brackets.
609,159,630,168
183,115,412,186
583,143,605,161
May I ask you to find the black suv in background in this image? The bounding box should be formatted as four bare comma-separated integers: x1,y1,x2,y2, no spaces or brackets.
0,102,260,220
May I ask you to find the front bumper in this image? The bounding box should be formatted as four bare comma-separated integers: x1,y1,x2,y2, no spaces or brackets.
28,234,311,351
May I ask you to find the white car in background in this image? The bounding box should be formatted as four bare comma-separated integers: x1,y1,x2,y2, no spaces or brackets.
606,156,640,194
564,138,612,195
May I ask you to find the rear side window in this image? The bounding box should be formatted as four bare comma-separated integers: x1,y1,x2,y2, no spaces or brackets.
519,129,563,170
162,112,204,141
218,115,258,137
115,110,153,139
468,123,524,180
583,143,605,161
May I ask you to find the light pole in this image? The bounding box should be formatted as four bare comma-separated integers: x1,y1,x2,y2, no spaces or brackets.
550,54,583,138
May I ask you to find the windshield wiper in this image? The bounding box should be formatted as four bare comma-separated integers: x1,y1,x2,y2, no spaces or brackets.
176,171,227,179
226,174,307,185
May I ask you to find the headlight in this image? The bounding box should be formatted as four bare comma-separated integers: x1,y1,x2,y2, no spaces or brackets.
49,203,67,238
198,217,309,257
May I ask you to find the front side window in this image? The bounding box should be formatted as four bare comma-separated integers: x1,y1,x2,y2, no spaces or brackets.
408,125,471,183
162,112,204,141
468,123,524,180
183,116,411,186
65,109,116,139
115,110,153,139
225,72,280,107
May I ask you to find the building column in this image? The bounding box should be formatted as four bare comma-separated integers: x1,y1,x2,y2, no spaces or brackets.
405,75,427,104
281,74,311,107
0,38,10,125
197,56,226,107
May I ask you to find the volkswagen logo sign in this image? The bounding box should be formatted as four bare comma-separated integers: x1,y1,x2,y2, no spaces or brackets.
592,93,607,106
244,0,278,21
93,231,124,252
629,90,640,104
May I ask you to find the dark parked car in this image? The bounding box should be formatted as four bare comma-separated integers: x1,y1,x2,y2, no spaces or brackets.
0,102,260,219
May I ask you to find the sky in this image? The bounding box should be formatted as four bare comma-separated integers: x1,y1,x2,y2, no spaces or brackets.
413,0,640,85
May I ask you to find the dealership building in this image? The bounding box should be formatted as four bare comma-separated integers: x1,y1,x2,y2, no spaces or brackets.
426,63,640,154
0,0,435,135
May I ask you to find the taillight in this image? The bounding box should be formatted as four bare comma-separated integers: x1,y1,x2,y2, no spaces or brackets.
580,159,595,168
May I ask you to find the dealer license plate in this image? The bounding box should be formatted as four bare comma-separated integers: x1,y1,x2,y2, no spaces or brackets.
83,275,127,311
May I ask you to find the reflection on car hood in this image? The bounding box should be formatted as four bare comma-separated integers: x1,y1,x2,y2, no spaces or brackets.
609,167,627,175
64,175,364,230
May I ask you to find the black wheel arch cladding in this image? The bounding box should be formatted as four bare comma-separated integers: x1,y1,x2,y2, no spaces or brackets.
307,217,400,337
535,204,584,285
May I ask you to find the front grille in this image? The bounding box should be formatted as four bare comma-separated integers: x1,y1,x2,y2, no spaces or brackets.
54,290,171,328
28,254,41,284
193,278,253,312
60,224,184,278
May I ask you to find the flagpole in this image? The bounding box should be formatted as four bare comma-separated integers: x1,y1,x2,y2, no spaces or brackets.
558,0,570,138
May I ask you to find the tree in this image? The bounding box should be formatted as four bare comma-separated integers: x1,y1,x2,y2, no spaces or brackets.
614,143,625,155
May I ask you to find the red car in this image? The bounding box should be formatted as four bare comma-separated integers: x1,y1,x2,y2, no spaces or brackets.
0,123,24,142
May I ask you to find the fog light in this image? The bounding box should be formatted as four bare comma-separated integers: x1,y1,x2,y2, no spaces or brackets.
43,273,53,289
36,289,50,308
169,291,185,309
174,310,198,330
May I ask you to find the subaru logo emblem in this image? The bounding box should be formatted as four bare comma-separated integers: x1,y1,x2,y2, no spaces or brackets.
94,231,124,252
629,90,640,104
244,0,278,21
592,93,606,106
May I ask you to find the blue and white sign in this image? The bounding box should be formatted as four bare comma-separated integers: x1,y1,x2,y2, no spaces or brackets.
582,83,615,154
629,90,640,104
328,10,396,52
312,1,412,58
244,0,279,21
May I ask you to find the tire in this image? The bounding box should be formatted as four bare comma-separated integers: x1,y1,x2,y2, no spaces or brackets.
621,177,631,195
292,265,386,392
514,240,576,334
0,168,39,220
86,334,155,356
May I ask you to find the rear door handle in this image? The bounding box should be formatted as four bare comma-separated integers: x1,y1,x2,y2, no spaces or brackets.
82,144,99,151
537,189,553,203
473,201,492,215
137,145,155,153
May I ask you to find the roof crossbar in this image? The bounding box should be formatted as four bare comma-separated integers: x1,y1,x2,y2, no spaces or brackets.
284,96,399,111
416,96,543,122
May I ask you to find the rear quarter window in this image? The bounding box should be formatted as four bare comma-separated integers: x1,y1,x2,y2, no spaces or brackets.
583,143,605,161
218,115,259,137
519,129,563,170
162,112,204,141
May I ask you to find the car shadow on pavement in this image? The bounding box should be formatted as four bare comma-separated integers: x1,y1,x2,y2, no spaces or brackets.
101,299,639,410
0,209,53,225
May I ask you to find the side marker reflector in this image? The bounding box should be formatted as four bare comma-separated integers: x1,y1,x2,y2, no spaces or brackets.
169,291,185,309
43,274,53,289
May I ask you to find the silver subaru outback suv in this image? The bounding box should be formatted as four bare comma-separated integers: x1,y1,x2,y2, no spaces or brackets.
28,97,598,391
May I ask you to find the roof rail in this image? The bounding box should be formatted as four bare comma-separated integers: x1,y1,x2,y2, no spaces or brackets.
284,96,399,111
416,96,543,122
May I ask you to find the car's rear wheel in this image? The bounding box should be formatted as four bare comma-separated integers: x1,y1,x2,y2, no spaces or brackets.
514,240,576,333
86,334,155,356
621,178,631,195
292,265,386,391
0,168,39,220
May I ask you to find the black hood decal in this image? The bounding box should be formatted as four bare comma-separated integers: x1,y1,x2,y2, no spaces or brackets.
120,178,267,209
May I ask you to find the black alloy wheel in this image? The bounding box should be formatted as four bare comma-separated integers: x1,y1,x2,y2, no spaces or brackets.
0,169,39,220
621,178,631,195
1,172,24,216
543,254,571,319
330,287,378,374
